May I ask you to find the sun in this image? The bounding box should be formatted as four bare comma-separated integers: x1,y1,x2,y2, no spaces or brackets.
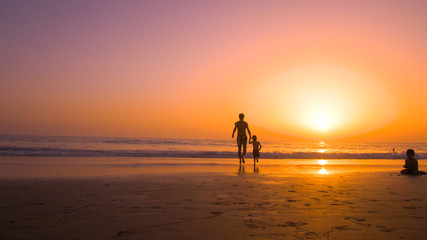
249,63,395,140
313,114,331,132
303,106,337,133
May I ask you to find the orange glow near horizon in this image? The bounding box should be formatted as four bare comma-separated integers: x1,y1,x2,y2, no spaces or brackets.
0,1,426,142
249,63,396,140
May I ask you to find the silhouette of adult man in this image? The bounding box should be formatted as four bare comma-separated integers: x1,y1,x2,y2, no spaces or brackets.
232,113,251,164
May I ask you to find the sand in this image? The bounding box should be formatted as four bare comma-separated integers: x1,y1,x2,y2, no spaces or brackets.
0,157,426,239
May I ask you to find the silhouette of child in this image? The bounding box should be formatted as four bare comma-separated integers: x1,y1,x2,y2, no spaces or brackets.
249,135,262,165
401,149,424,175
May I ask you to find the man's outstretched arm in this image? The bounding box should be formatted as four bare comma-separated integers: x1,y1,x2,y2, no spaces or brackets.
247,126,251,139
232,125,237,138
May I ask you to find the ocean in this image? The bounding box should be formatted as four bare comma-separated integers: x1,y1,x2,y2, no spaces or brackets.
1,135,426,159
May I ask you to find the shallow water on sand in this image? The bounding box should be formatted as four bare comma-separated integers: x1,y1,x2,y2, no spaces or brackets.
0,156,425,178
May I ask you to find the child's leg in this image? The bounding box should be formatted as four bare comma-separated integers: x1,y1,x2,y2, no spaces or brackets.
253,157,256,165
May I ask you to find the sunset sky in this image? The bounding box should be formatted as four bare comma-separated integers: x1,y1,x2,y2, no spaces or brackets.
1,0,426,142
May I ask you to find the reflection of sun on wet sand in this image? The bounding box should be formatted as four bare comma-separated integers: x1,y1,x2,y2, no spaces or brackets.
0,157,426,239
318,159,328,165
318,167,329,174
317,160,329,174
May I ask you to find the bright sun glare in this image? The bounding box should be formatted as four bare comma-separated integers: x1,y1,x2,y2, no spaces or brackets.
314,114,331,132
318,160,328,165
250,63,395,140
318,168,329,175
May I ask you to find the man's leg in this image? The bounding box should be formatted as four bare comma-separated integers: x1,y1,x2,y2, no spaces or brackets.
237,137,242,163
242,140,246,163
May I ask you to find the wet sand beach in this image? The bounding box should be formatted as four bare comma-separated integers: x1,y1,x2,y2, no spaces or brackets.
0,157,426,239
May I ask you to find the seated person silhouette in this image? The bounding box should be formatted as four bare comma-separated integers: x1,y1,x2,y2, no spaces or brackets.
249,135,262,166
232,113,251,164
401,149,425,175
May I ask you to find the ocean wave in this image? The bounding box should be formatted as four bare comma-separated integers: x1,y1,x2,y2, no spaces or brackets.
101,138,229,146
1,147,426,159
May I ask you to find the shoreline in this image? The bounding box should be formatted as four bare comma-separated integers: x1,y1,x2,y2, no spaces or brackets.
1,156,426,179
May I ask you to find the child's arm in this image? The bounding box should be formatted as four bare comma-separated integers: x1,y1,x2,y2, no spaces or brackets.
249,139,253,144
258,142,262,151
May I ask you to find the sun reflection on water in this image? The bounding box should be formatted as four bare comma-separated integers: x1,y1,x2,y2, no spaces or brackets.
318,141,327,153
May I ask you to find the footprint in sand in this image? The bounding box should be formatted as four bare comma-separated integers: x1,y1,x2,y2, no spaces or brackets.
245,223,260,229
324,225,354,235
206,211,223,218
302,231,319,238
375,225,394,232
344,216,371,227
278,221,307,228
245,219,265,229
403,205,417,210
